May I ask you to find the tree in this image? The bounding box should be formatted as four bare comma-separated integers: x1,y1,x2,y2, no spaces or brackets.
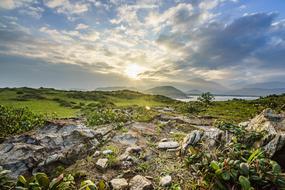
198,92,215,105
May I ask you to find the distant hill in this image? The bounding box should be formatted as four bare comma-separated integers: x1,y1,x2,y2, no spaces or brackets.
186,89,203,95
225,88,285,96
244,81,285,89
96,86,137,91
145,86,187,99
185,78,228,94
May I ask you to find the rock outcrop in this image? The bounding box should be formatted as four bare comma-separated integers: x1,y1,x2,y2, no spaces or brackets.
0,122,101,178
244,109,285,167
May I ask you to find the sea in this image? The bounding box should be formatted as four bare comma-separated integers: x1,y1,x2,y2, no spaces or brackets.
177,95,259,102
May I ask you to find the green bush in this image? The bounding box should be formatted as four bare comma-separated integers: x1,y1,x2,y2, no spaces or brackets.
16,173,75,190
0,105,45,137
185,124,285,190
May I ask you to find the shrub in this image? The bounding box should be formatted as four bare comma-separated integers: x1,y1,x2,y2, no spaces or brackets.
198,92,215,105
185,123,285,190
16,173,75,190
0,105,46,137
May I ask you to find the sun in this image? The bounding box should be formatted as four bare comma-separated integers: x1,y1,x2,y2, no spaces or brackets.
124,64,143,79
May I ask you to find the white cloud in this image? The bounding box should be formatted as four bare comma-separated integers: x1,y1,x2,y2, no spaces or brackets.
0,0,35,10
80,31,100,41
19,6,44,19
44,0,89,16
75,23,89,30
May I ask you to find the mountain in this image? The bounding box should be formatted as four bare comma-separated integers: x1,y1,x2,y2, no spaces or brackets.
185,78,228,94
187,89,203,95
225,88,285,96
145,86,187,99
244,81,285,89
96,86,137,91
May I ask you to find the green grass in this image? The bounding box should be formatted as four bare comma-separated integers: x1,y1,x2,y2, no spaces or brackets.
0,88,173,118
0,88,284,122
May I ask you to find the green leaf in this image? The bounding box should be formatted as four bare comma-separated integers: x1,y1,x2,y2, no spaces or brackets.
49,174,64,190
98,180,106,190
210,161,220,171
35,173,50,189
239,176,252,190
79,180,96,190
16,175,27,187
271,161,281,175
247,149,262,164
221,171,230,181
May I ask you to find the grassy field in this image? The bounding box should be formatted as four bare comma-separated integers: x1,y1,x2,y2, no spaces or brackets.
0,87,284,122
0,87,174,118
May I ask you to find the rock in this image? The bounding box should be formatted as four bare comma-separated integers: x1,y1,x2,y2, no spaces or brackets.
112,134,138,145
129,175,153,190
93,151,101,157
158,141,179,150
239,121,249,127
110,178,128,190
160,175,172,187
94,125,113,138
96,158,108,170
102,150,113,155
0,122,100,179
181,130,203,154
244,109,285,167
126,145,142,153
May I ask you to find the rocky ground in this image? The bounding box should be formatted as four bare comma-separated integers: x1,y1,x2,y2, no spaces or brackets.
0,108,285,189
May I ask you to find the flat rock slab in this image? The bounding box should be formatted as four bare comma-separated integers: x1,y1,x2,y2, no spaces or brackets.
0,122,100,179
158,141,180,149
112,133,138,145
129,175,153,190
96,158,108,170
110,178,128,190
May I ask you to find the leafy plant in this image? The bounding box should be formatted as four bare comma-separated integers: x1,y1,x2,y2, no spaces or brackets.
185,123,285,190
0,105,46,137
15,173,75,190
198,92,215,105
0,167,14,190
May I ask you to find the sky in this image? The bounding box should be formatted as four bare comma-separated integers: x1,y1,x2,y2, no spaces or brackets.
0,0,285,91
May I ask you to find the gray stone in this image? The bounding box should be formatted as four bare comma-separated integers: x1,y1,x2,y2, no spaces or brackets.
160,175,172,187
110,178,128,190
102,149,113,155
96,158,108,170
126,145,142,153
158,141,179,150
243,109,285,167
129,175,153,190
0,122,100,179
93,151,101,157
181,130,203,154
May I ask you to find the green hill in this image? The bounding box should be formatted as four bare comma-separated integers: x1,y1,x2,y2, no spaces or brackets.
145,86,187,99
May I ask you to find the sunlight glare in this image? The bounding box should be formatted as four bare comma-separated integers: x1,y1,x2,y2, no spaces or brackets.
125,64,143,79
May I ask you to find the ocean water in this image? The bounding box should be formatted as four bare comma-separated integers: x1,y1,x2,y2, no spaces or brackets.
177,95,259,102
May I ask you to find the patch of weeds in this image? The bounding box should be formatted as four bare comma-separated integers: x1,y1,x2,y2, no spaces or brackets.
170,183,182,190
170,132,186,142
103,145,120,155
106,154,120,168
137,162,151,173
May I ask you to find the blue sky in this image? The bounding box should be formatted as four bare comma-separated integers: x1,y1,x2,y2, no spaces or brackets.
0,0,285,90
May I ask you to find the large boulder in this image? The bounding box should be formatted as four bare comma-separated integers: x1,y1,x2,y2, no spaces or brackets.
0,122,101,179
244,109,285,167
